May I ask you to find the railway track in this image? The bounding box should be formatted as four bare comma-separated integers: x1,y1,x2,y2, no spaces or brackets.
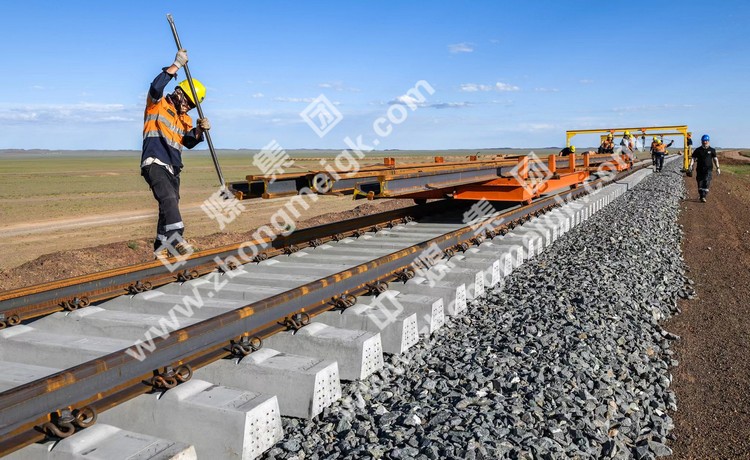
0,163,653,459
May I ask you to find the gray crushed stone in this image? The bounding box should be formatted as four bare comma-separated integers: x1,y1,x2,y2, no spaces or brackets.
263,162,688,460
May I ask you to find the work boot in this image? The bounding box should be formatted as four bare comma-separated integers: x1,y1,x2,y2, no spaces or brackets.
175,241,195,256
700,197,707,203
154,248,171,260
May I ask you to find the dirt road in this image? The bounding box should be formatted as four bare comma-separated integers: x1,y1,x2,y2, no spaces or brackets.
668,160,750,458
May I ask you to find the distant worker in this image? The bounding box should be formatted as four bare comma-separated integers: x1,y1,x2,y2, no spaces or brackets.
687,132,693,149
649,136,661,167
141,49,211,257
598,133,615,154
559,145,576,156
652,139,674,173
620,131,636,161
688,134,720,203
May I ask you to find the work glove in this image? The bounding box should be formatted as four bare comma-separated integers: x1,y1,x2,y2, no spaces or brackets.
716,168,721,175
173,49,188,69
197,118,211,131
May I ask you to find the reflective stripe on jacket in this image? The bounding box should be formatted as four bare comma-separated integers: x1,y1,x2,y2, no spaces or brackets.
142,95,193,173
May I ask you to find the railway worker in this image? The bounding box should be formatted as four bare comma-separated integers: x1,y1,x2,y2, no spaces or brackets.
619,131,636,162
650,136,660,167
141,49,211,257
598,133,615,154
620,131,635,151
652,139,674,173
559,145,576,156
689,134,721,203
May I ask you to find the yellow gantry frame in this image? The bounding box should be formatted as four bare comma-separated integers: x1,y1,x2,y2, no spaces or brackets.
599,131,688,157
566,125,691,170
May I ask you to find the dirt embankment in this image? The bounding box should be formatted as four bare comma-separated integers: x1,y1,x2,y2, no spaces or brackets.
720,150,750,165
0,199,411,292
667,152,750,459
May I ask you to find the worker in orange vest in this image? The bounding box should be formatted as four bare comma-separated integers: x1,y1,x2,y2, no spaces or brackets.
649,136,660,167
598,133,615,154
141,49,211,258
652,139,674,173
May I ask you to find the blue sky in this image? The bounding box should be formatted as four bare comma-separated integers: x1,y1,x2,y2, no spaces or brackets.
1,0,748,150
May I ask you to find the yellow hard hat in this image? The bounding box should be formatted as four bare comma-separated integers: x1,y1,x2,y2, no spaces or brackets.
177,79,206,105
624,130,630,136
657,139,663,144
570,145,576,153
606,133,613,139
653,136,659,141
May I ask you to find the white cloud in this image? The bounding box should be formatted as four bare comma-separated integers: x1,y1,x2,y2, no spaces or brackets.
579,79,594,84
448,42,474,53
318,81,361,92
273,96,316,103
495,82,520,92
388,95,426,107
460,82,519,92
519,123,556,131
385,96,470,109
534,87,559,92
429,102,471,109
0,103,139,124
251,92,264,98
490,100,514,107
460,83,492,92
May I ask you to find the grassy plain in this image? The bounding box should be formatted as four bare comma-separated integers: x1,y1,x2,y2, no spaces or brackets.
723,164,750,175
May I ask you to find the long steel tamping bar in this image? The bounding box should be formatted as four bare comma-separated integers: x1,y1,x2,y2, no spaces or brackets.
166,13,226,189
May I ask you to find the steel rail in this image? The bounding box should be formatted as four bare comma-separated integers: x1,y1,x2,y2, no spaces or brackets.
232,153,631,200
354,154,629,198
0,200,458,326
0,166,643,455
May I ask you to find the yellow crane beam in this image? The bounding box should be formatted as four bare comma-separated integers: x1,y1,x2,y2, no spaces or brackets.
566,125,690,170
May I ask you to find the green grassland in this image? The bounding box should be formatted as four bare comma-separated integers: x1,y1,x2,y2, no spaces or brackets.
723,164,750,175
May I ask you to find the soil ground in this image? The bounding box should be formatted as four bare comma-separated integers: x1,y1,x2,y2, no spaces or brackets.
667,150,750,459
0,198,412,292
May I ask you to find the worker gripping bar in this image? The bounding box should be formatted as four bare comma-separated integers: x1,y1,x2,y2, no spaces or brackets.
166,13,226,189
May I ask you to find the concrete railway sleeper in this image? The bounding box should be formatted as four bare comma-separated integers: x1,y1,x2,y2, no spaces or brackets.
0,161,660,459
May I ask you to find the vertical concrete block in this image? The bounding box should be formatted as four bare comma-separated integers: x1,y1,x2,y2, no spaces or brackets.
194,349,341,419
314,294,419,355
98,380,282,460
361,291,445,336
395,279,466,316
4,424,197,460
262,323,384,381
